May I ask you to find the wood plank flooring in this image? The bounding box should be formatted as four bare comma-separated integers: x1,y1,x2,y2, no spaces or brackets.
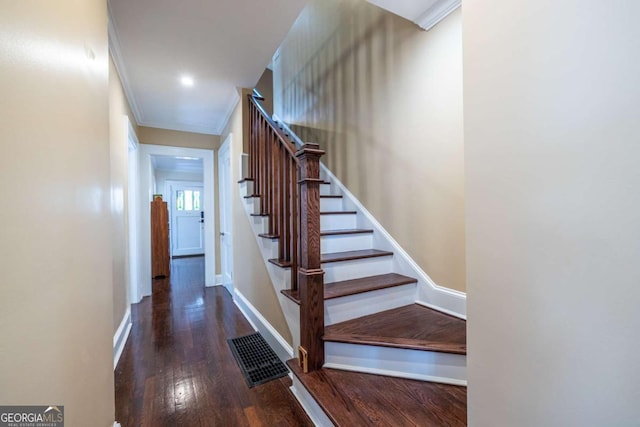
323,304,467,354
115,256,312,427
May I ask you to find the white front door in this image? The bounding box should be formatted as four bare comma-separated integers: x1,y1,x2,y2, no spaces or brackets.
218,135,233,293
171,184,204,257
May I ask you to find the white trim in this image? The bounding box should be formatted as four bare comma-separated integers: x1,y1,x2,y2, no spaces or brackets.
113,308,132,370
323,362,467,387
212,274,223,287
415,300,464,320
107,5,143,125
365,0,460,32
133,119,219,136
127,118,142,304
232,289,294,363
274,117,466,319
290,377,335,427
415,0,461,31
138,144,216,298
217,91,241,136
218,134,235,296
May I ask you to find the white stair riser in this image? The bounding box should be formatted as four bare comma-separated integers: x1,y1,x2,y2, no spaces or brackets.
320,197,343,211
321,214,356,230
321,233,373,253
324,342,467,386
240,181,254,195
324,283,416,325
320,184,334,196
322,256,393,283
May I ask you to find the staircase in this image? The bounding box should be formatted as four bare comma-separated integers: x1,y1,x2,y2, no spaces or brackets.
238,91,467,425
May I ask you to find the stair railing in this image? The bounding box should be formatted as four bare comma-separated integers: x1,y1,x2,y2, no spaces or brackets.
247,90,325,372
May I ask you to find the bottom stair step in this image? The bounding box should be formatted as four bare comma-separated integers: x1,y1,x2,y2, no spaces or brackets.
287,359,467,426
323,304,466,354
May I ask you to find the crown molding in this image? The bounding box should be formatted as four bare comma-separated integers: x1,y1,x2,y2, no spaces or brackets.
415,0,461,31
367,0,460,31
107,2,144,125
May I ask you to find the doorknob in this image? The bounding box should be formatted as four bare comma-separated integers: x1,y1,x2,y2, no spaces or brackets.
220,232,225,236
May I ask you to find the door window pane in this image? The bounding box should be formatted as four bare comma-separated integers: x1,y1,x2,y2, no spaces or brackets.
176,190,184,211
185,190,193,211
193,191,201,211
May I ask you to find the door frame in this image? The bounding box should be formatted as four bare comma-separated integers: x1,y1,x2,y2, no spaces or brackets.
218,134,234,295
167,180,204,257
127,118,142,304
138,144,215,297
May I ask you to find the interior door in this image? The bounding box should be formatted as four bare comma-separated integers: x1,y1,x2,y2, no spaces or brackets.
171,184,204,256
218,136,233,294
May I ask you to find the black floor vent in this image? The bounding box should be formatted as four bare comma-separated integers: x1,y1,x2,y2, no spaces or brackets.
227,332,289,388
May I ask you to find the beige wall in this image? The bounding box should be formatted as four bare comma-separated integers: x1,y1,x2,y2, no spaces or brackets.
465,0,640,425
138,126,219,150
273,0,465,291
0,1,115,425
220,92,293,344
109,56,135,333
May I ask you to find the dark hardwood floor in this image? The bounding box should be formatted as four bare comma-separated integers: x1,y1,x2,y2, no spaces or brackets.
115,256,312,427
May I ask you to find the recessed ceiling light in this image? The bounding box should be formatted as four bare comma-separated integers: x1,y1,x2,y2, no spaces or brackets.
180,75,194,87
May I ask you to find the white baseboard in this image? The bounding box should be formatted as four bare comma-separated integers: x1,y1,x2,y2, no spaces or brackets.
113,308,132,370
290,377,335,427
232,288,294,363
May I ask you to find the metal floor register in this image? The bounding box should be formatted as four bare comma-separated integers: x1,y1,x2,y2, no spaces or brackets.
227,332,289,387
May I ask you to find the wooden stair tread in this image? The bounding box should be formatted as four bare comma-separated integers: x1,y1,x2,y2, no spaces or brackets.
320,228,373,236
270,249,393,269
287,359,466,427
320,211,356,215
323,304,466,354
281,273,417,304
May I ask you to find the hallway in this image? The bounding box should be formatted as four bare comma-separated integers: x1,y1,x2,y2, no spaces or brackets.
115,257,312,426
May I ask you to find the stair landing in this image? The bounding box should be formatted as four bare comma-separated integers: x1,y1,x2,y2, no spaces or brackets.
287,359,467,427
323,304,466,354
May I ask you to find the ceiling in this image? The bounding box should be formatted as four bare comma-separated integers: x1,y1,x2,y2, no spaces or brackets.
151,155,203,174
108,0,309,135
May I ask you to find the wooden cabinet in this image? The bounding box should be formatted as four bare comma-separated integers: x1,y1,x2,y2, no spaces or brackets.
151,197,170,278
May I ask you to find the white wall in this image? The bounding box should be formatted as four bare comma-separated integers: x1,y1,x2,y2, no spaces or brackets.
464,1,640,425
0,1,115,425
154,169,204,201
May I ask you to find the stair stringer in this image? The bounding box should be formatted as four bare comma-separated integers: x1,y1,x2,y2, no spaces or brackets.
238,179,302,356
274,117,467,319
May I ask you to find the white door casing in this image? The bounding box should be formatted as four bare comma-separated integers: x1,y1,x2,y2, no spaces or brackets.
138,144,215,296
218,134,234,294
170,182,204,256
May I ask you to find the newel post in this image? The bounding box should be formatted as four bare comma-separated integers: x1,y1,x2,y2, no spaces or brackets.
295,143,325,373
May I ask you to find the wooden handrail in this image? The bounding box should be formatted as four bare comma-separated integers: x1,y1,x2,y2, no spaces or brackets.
246,93,325,372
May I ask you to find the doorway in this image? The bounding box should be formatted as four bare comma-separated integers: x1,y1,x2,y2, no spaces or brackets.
137,144,215,298
218,134,234,294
